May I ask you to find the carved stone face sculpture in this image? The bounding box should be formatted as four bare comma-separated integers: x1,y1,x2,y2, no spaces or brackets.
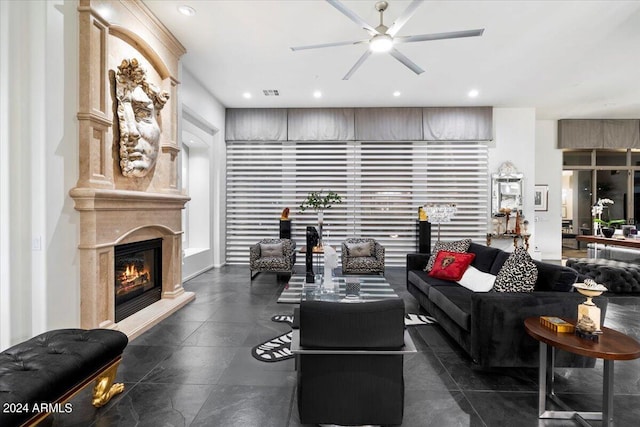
115,58,169,178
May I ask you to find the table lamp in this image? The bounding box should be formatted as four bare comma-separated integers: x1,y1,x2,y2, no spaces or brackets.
424,203,457,241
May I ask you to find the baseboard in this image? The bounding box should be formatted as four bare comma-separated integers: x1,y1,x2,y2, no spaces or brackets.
183,264,215,281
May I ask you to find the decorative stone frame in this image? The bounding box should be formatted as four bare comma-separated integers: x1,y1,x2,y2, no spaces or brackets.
71,0,193,339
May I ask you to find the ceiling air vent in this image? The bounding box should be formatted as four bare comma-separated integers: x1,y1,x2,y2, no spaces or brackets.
262,89,280,96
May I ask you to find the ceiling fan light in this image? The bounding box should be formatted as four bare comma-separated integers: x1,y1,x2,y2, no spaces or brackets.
369,34,393,52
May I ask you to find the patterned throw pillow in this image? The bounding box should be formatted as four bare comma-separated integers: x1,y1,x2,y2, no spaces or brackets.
493,247,538,292
260,242,283,257
424,239,472,272
347,242,374,257
428,251,476,281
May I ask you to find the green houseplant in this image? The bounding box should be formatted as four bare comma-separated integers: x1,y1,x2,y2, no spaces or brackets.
299,190,342,213
593,218,626,228
594,218,626,238
299,191,342,246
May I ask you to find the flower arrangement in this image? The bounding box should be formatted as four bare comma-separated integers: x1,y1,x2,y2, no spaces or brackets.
299,190,342,212
592,198,625,236
591,198,614,218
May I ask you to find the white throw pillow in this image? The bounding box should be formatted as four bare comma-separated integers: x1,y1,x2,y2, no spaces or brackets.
457,266,496,292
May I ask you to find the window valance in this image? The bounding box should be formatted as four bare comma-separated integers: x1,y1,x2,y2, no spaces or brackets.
558,119,640,149
288,108,355,141
225,108,287,141
423,107,493,141
225,106,493,142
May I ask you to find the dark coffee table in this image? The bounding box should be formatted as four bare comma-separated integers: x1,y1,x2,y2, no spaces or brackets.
525,317,640,427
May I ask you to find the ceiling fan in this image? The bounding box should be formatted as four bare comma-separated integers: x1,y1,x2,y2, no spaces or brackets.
290,0,484,80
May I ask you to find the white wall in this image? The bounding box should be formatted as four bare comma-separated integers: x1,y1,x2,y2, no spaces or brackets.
0,0,11,349
0,0,79,349
535,120,563,260
180,69,227,276
488,110,564,260
489,108,537,253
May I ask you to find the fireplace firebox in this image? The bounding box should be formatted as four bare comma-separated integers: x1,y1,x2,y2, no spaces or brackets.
114,238,162,322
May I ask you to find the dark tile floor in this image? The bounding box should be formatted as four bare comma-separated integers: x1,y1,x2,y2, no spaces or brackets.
48,266,640,427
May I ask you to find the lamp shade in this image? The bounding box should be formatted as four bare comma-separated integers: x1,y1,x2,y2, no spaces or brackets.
424,203,457,224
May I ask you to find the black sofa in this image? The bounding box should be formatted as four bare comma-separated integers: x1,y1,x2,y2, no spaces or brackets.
407,242,607,369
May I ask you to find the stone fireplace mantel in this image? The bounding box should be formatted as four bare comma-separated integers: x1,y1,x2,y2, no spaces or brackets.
70,188,190,213
70,188,194,339
73,0,194,340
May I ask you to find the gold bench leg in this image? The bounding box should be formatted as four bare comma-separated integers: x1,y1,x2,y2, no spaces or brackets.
92,359,125,407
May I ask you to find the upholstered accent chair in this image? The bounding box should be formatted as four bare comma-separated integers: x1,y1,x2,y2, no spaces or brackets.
341,237,385,274
249,238,296,280
296,299,406,426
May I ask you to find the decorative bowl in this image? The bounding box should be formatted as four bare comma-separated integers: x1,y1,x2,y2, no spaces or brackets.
573,280,607,304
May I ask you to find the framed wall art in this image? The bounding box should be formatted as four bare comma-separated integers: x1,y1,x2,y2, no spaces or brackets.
534,185,548,211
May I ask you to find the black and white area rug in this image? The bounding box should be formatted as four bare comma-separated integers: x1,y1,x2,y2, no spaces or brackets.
251,315,295,363
404,313,437,326
251,313,437,363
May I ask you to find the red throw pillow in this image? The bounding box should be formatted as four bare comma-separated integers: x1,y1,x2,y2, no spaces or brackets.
428,250,476,281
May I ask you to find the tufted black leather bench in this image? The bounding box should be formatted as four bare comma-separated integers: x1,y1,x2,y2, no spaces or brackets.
566,258,640,294
0,329,128,426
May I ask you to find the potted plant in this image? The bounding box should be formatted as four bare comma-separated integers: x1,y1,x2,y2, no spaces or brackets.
591,198,623,237
299,190,343,217
594,218,626,238
299,191,343,244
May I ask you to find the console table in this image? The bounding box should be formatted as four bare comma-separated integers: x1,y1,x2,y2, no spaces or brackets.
486,233,531,251
576,235,640,249
525,317,640,427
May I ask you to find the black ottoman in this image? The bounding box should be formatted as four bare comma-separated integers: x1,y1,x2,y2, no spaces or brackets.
567,258,640,294
0,328,128,426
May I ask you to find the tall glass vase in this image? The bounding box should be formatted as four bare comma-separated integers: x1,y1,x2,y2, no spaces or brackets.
317,211,323,247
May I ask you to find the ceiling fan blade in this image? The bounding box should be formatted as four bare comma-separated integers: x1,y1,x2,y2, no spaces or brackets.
291,39,368,51
326,0,379,34
395,29,485,44
388,48,424,75
387,0,425,37
343,50,372,80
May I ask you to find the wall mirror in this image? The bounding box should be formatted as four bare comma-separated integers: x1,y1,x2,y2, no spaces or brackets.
491,162,523,214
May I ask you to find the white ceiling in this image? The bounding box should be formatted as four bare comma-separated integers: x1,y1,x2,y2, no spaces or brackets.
143,0,640,119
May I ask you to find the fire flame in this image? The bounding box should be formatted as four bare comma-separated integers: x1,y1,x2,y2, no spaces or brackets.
118,264,150,287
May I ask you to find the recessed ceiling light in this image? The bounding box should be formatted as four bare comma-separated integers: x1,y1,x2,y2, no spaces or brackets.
95,5,112,20
313,90,322,98
393,91,401,97
242,92,251,99
468,89,479,98
178,5,196,16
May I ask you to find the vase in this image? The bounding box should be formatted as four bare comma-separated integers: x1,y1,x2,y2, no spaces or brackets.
601,227,615,238
317,211,323,247
323,268,336,294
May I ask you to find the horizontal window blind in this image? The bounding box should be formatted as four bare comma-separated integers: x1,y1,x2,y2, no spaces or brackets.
425,142,489,242
226,140,488,267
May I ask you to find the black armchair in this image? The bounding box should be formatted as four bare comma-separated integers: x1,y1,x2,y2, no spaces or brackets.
296,299,406,426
